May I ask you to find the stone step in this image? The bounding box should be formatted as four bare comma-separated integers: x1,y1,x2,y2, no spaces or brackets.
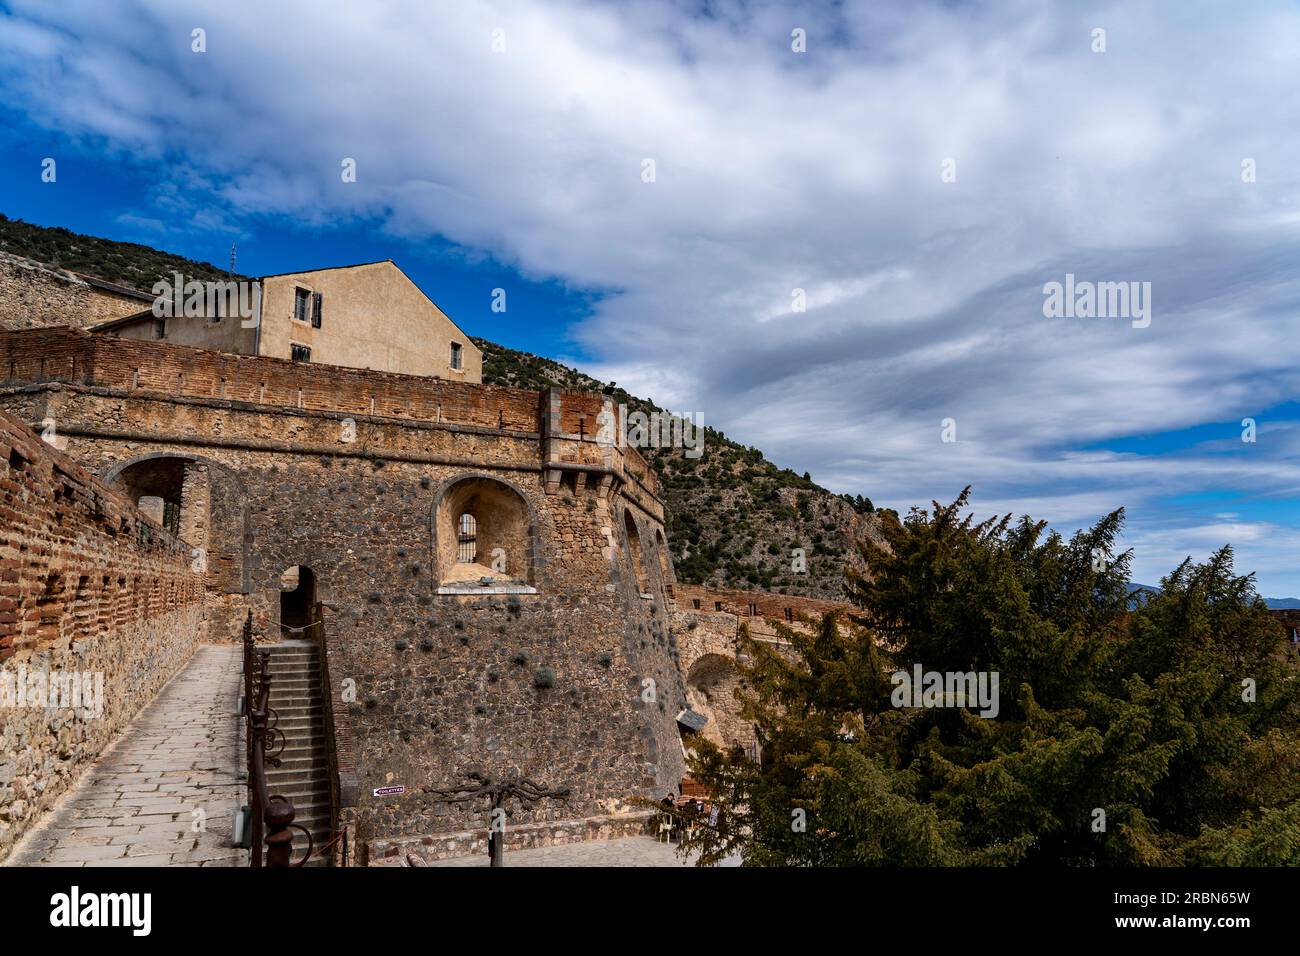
251,689,320,702
267,770,329,786
275,727,326,741
271,717,322,733
269,706,324,719
266,766,329,784
276,744,327,758
267,759,327,775
268,786,330,805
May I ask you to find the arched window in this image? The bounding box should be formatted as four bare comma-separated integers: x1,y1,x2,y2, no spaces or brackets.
457,513,478,563
433,475,535,592
655,529,674,597
624,510,649,595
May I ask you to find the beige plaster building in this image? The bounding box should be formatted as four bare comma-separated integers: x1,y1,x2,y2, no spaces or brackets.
92,259,483,382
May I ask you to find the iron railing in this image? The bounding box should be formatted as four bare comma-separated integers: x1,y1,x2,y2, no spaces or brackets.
241,610,308,867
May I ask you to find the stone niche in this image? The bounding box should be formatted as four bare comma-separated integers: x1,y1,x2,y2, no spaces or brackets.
432,474,536,592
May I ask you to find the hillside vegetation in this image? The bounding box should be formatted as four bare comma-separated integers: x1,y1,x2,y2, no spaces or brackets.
1,214,879,599
0,213,237,289
475,338,882,599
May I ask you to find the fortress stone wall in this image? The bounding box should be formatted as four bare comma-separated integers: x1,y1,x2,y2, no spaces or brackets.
0,406,206,861
672,584,851,754
0,253,150,332
0,328,687,857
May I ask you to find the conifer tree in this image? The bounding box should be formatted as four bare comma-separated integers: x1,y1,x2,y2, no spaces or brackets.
680,488,1300,865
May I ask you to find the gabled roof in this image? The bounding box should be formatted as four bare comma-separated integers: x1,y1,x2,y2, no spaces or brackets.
255,259,479,349
254,258,394,281
89,307,156,333
71,273,154,302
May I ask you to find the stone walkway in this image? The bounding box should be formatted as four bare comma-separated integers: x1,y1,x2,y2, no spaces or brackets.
425,835,743,867
6,645,247,867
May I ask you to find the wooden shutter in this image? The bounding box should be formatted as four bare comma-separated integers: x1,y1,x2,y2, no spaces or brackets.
311,292,323,328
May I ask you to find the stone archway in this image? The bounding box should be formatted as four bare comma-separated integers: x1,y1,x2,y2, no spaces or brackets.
103,452,249,595
430,473,538,591
685,653,751,752
623,509,649,595
654,528,674,597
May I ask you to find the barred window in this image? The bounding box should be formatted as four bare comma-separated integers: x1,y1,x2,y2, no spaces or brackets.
457,513,478,563
450,342,463,370
291,344,311,363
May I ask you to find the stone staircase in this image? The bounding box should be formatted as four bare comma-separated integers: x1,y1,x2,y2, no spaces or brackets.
264,640,332,867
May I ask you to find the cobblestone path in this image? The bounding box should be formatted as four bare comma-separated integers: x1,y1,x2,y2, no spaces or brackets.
6,645,246,867
425,835,743,867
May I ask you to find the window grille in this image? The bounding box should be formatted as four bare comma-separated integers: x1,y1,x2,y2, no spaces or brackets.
457,513,478,563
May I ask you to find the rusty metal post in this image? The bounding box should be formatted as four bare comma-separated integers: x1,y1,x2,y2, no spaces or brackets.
265,798,296,868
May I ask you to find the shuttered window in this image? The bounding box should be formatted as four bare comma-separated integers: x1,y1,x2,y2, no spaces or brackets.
294,288,310,322
311,291,323,328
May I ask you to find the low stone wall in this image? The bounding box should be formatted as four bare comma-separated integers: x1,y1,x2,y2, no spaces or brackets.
0,252,147,331
0,409,207,861
367,811,656,865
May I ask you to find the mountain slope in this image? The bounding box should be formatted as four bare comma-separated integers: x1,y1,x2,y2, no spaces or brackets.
2,215,877,599
0,213,237,289
475,338,881,599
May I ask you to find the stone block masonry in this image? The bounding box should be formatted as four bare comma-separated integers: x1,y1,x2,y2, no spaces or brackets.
0,408,206,862
0,253,150,332
0,328,685,859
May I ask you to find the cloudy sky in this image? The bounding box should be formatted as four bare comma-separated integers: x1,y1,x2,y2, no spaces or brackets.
1,0,1297,596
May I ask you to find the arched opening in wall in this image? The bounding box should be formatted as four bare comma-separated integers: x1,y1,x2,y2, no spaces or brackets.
654,529,674,597
112,456,185,537
105,452,248,602
624,510,649,596
434,476,534,591
684,654,750,754
279,565,317,639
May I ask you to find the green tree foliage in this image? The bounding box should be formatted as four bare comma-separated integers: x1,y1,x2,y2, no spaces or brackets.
0,213,238,289
681,488,1300,866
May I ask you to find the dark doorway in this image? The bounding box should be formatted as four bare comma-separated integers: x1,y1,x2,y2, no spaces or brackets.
279,565,317,638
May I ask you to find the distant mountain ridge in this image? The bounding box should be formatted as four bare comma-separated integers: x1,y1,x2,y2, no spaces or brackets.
1130,582,1296,609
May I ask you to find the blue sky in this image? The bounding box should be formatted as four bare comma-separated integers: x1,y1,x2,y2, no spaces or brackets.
0,0,1296,597
0,105,596,361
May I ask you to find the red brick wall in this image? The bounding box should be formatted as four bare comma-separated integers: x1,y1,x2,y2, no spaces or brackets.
0,327,663,503
674,583,849,622
0,408,208,860
0,408,203,658
0,327,542,433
